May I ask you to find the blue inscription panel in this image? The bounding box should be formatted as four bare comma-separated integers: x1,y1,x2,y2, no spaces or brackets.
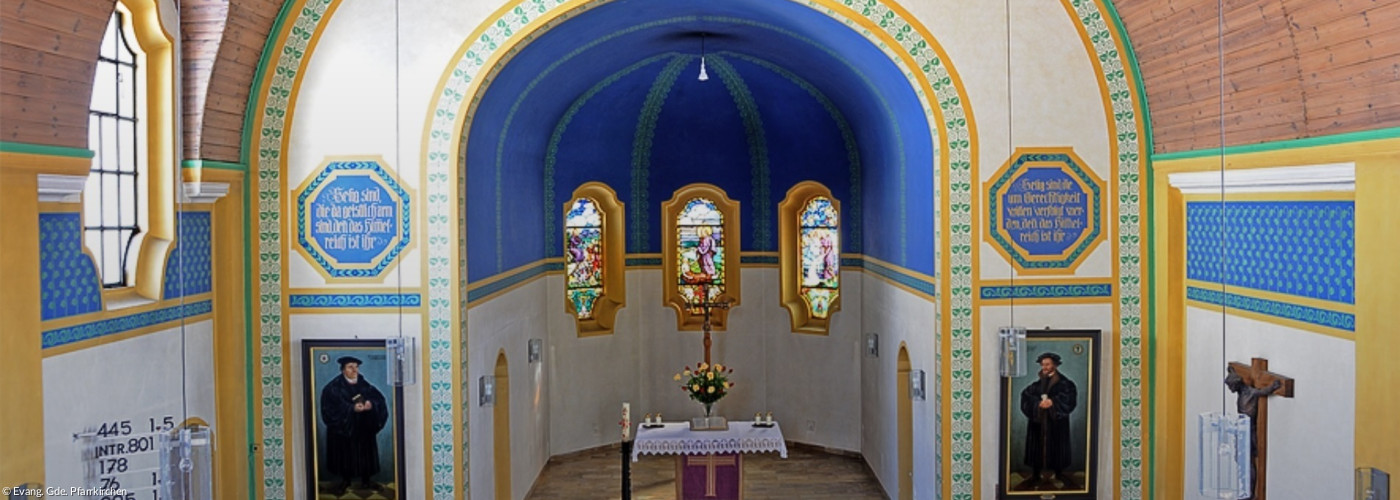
986,150,1104,273
1001,168,1090,255
295,160,412,280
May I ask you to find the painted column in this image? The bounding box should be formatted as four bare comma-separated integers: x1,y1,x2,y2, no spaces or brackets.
1354,152,1400,482
0,165,46,486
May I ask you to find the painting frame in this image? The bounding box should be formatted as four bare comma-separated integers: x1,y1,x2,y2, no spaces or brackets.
998,329,1100,499
302,339,406,499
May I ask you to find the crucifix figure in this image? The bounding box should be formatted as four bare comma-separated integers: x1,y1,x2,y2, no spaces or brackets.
1224,357,1294,500
686,454,737,498
690,281,730,365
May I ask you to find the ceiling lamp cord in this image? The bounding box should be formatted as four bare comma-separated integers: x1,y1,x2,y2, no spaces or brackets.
698,33,709,81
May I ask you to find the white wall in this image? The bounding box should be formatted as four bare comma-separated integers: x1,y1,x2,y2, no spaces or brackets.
544,268,865,457
466,281,551,500
1183,306,1355,500
43,321,216,490
860,276,938,500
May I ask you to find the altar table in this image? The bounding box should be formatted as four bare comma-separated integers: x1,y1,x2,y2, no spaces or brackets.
633,422,786,500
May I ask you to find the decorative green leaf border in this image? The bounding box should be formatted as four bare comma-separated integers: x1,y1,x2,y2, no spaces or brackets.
246,0,1148,498
424,0,960,497
1064,0,1149,497
253,1,333,498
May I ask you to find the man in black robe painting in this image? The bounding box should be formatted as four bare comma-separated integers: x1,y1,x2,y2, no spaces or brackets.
1016,352,1080,491
321,356,390,495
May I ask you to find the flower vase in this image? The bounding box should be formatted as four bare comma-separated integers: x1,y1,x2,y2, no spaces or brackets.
704,403,713,418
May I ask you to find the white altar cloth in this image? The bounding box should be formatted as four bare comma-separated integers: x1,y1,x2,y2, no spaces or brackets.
631,422,787,462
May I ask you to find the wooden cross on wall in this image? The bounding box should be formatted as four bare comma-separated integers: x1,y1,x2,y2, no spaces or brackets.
690,282,730,365
1226,357,1295,500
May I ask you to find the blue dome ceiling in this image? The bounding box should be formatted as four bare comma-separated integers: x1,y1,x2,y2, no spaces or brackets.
463,0,935,279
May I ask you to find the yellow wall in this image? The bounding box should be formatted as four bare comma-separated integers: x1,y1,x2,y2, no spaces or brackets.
0,168,45,487
1354,153,1400,480
1151,137,1400,496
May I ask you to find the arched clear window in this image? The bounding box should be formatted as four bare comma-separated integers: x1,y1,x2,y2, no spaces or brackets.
83,0,175,300
563,183,625,336
780,182,841,334
663,184,741,330
86,8,144,287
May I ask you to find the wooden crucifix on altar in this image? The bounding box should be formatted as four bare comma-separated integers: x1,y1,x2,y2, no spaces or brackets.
1224,357,1295,500
690,281,731,365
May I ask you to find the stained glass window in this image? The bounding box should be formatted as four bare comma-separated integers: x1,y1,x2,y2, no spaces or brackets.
676,197,725,311
565,198,603,319
799,196,839,318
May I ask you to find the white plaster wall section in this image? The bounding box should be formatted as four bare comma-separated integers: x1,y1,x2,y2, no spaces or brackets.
465,278,550,500
285,0,454,289
634,267,769,433
543,274,638,456
762,269,864,451
1226,313,1353,500
909,0,1011,172
973,3,1115,280
1183,305,1229,500
287,313,426,500
1184,307,1355,499
859,276,939,499
42,321,215,490
977,303,1115,499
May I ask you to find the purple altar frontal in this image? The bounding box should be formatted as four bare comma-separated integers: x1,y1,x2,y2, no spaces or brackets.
677,452,742,500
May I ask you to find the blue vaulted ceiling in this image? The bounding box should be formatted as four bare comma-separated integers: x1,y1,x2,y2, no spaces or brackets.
463,0,936,281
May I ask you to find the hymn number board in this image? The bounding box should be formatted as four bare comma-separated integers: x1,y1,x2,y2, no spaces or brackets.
79,414,178,498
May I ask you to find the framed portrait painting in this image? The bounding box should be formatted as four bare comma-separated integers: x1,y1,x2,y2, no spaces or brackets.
998,329,1100,499
302,339,406,499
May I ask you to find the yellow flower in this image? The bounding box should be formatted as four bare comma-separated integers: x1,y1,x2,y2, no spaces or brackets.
715,364,723,371
692,384,700,392
707,386,715,394
706,371,714,380
683,370,691,376
699,362,708,371
674,374,682,381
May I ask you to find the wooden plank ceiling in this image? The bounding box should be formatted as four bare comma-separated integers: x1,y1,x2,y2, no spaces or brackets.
2,0,1396,159
0,0,281,163
1114,0,1400,154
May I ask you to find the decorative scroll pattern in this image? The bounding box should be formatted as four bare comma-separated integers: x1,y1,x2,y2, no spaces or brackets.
287,293,422,308
254,1,333,497
1186,287,1354,332
43,300,212,349
1066,0,1148,497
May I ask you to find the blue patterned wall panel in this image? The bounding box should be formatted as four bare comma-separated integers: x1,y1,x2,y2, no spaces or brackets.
1186,200,1354,305
163,212,213,299
39,213,103,321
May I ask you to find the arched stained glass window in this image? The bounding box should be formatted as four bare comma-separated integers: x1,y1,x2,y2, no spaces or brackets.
779,182,841,334
677,197,725,310
563,183,625,336
799,196,839,319
565,198,603,319
663,184,741,330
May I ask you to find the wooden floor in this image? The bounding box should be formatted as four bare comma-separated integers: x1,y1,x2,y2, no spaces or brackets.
525,443,888,500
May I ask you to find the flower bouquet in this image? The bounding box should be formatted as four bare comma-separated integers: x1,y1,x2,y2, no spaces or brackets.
674,362,735,430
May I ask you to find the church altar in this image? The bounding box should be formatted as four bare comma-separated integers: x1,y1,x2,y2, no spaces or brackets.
632,422,787,500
